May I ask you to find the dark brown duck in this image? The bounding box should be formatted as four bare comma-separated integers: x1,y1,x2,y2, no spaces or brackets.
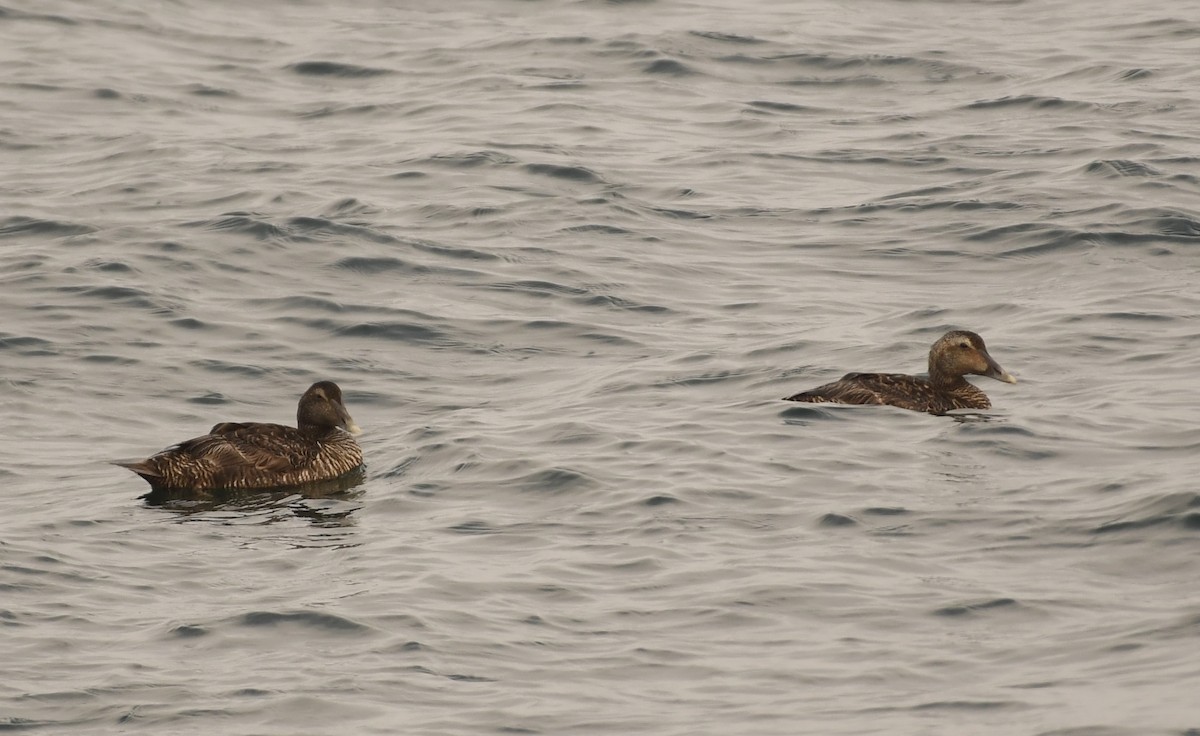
783,330,1016,414
116,381,363,491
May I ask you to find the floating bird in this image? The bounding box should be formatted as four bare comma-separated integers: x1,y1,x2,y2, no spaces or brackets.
783,330,1016,414
116,381,363,491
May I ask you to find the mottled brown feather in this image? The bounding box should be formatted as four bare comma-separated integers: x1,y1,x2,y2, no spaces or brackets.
783,330,1015,415
116,381,363,491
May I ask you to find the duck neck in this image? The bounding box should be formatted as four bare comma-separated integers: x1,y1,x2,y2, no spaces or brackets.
298,423,333,438
928,363,967,391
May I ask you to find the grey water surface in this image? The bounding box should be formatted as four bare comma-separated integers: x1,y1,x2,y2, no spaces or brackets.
3,0,1199,734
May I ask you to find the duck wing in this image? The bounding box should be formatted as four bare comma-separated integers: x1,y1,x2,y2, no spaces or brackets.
177,422,310,474
785,372,921,406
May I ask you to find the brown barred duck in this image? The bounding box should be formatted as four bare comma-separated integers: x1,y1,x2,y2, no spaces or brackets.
783,330,1016,414
116,381,363,491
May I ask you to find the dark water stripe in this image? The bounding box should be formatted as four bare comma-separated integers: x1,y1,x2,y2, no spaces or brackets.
189,359,270,377
1090,493,1200,534
689,31,766,44
298,103,390,119
516,467,597,494
420,150,518,168
244,295,346,312
0,6,77,24
819,513,857,527
747,100,823,114
409,240,500,261
584,294,669,312
864,507,909,516
1085,159,1161,177
0,335,52,351
482,280,667,312
784,75,888,87
966,94,1095,111
933,598,1020,617
522,162,604,183
238,610,371,632
334,255,482,278
286,216,401,243
910,700,1018,712
334,321,449,345
287,60,391,77
52,285,166,310
0,216,95,238
561,223,632,234
185,212,408,245
187,212,288,240
486,279,587,297
186,83,237,97
644,58,694,76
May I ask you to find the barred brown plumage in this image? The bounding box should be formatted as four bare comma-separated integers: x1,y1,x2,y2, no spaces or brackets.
116,381,363,492
783,330,1016,415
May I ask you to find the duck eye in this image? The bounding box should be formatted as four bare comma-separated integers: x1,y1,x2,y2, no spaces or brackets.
958,342,971,349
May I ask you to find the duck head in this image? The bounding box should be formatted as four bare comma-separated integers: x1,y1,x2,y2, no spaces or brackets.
298,381,362,435
929,330,1016,386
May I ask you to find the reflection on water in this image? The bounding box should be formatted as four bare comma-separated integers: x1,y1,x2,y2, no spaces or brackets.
948,411,1003,424
141,466,367,523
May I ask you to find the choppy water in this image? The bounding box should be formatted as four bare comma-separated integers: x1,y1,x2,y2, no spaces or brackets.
3,0,1200,733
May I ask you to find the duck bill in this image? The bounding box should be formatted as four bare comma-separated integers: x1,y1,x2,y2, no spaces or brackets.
338,404,364,436
983,353,1017,384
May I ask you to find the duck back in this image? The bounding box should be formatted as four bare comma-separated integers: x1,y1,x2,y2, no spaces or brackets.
782,330,1013,415
116,381,364,493
117,422,362,491
785,372,991,414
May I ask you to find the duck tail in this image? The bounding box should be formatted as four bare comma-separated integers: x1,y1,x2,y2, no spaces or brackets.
112,459,163,480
